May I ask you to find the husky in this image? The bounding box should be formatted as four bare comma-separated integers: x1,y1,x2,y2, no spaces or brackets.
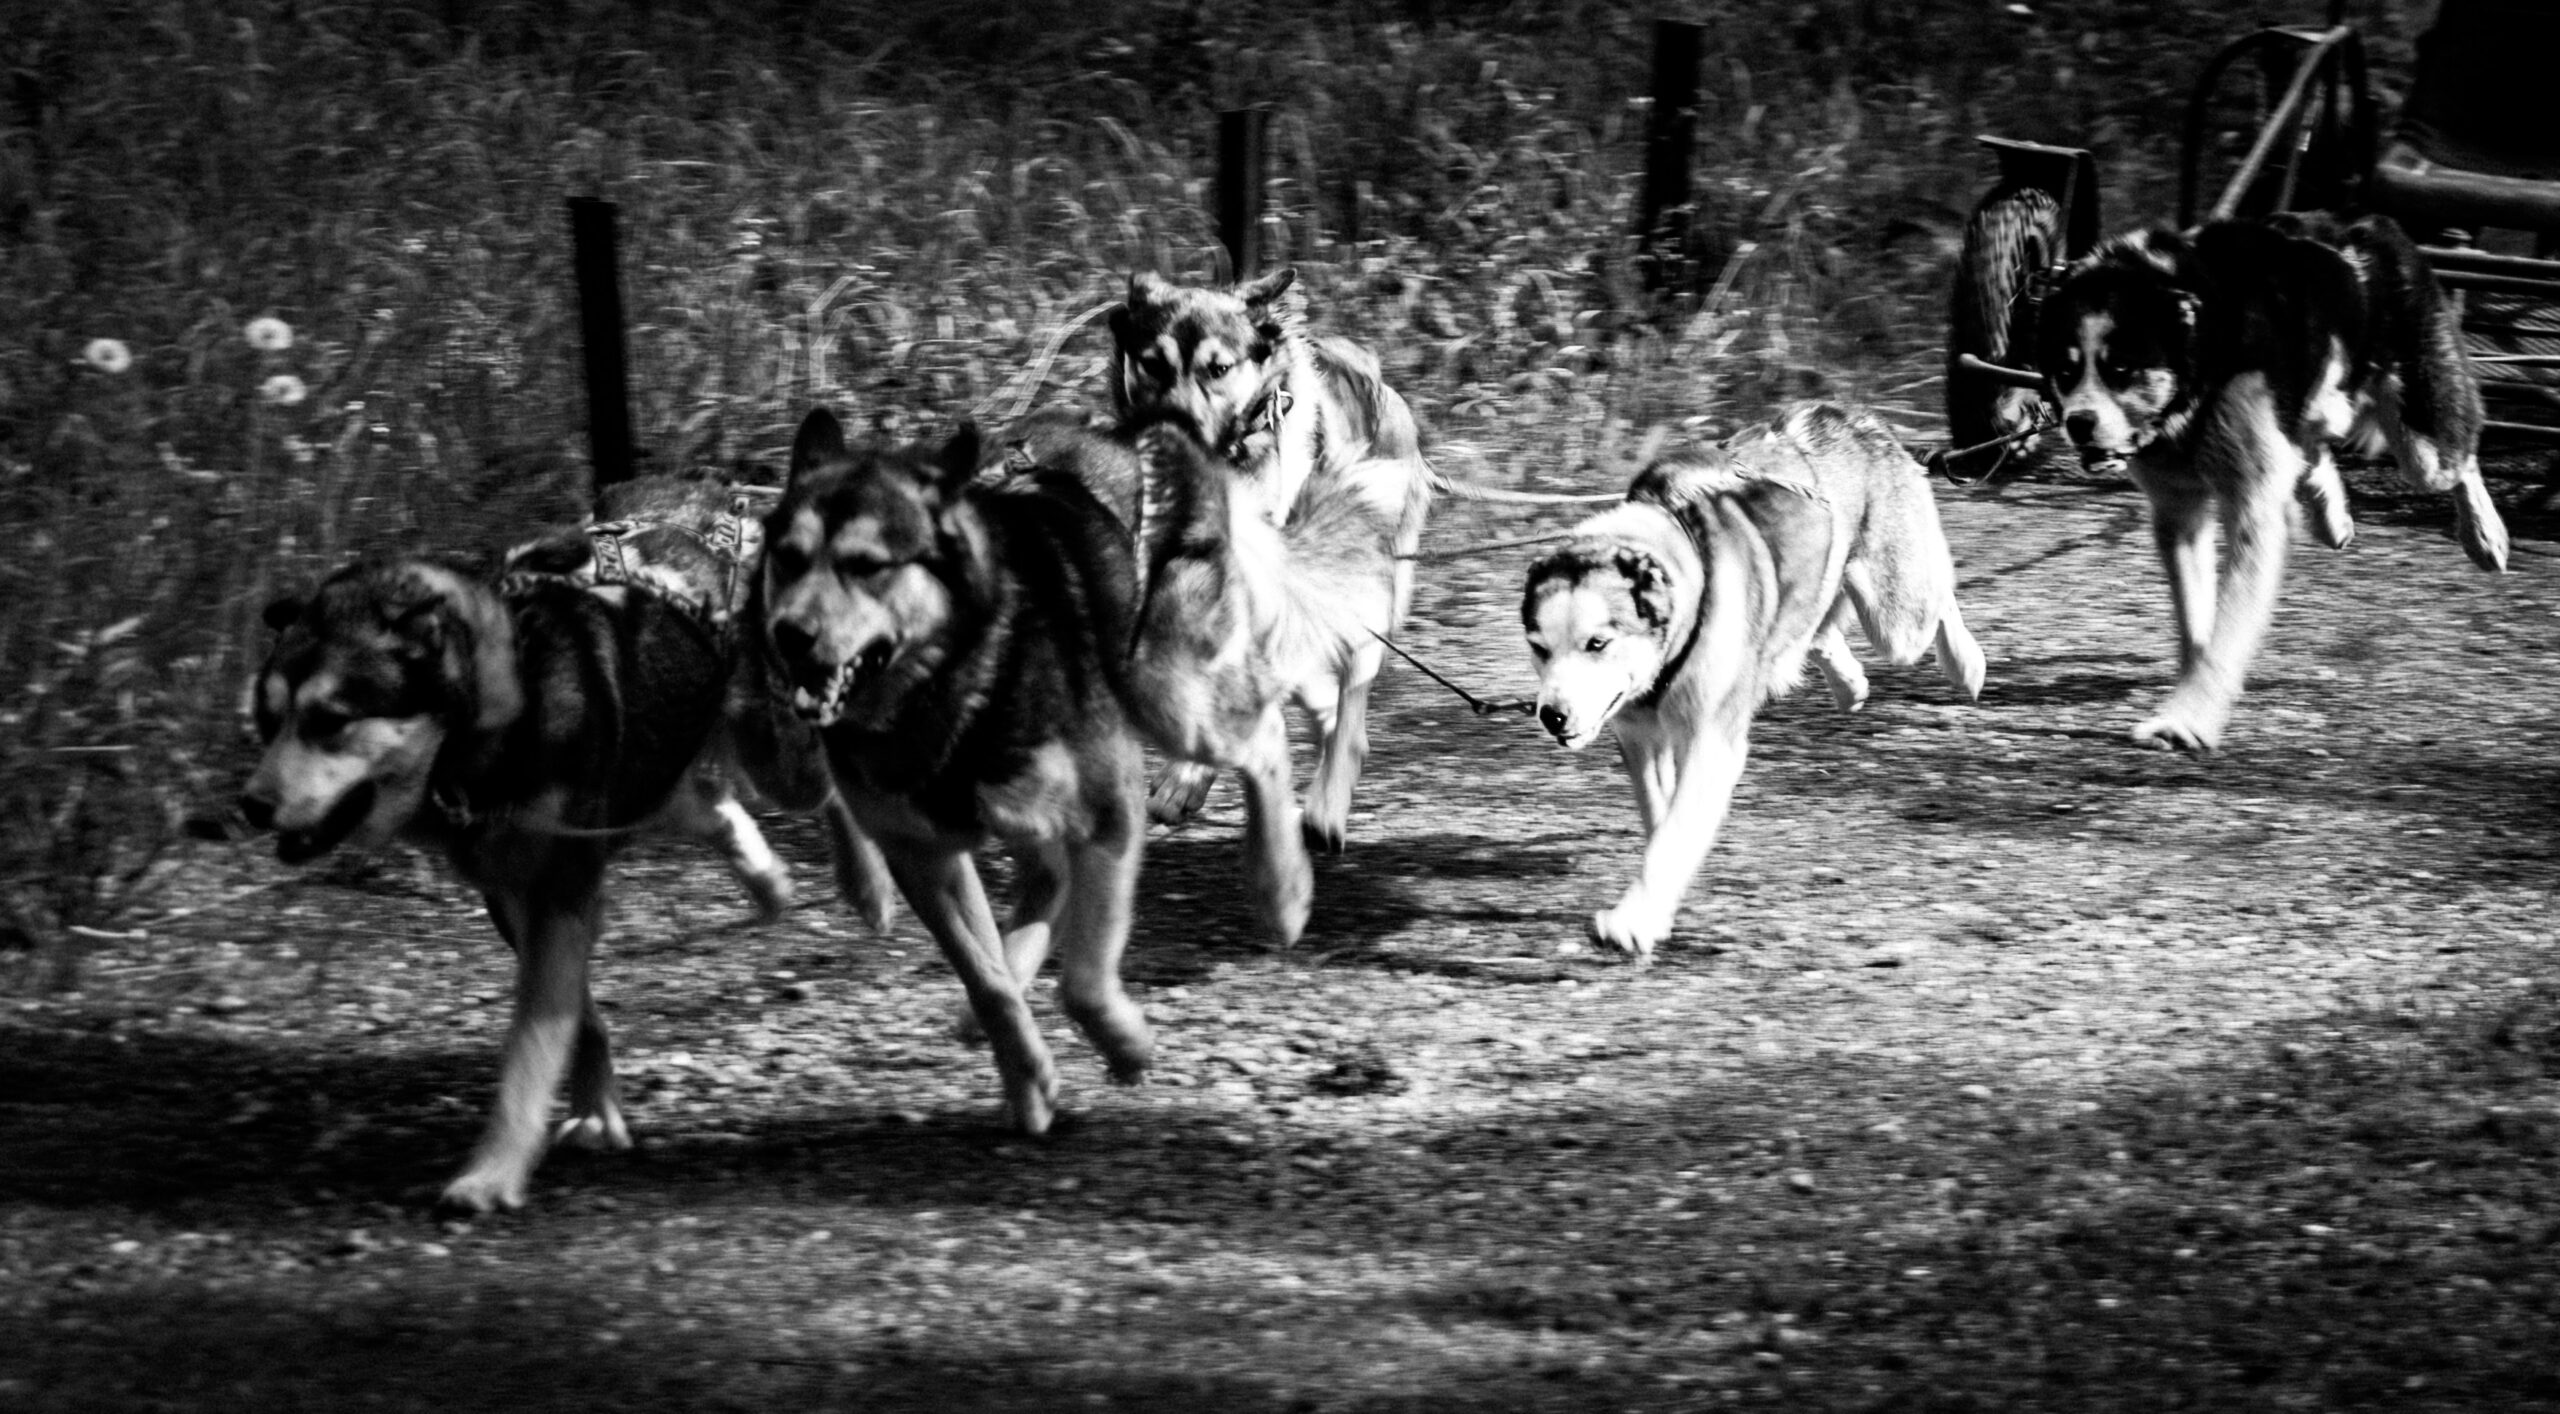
995,407,1400,945
2036,215,2508,754
242,558,749,1211
1108,267,1431,851
1522,405,1986,958
755,409,1153,1134
503,476,898,931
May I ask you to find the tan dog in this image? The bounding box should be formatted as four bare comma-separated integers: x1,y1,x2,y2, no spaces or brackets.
1523,405,1986,957
1108,267,1431,851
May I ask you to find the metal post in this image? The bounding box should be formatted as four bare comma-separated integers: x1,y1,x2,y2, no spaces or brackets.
1217,108,1268,283
567,197,635,500
1639,20,1703,297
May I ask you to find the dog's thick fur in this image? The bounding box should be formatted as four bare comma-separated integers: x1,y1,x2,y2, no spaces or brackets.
242,559,741,1211
1522,405,1985,958
755,409,1152,1134
1108,267,1430,851
995,407,1399,945
2037,216,2508,754
506,477,899,931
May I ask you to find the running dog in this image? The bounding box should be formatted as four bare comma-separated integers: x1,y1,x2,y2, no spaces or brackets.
1523,404,1986,958
755,408,1153,1134
996,407,1400,946
242,558,740,1212
1109,267,1431,851
505,476,898,931
2036,215,2508,754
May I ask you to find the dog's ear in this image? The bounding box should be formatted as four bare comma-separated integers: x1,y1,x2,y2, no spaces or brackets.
936,422,981,495
394,567,522,736
261,594,307,633
1238,266,1296,307
788,407,847,488
1613,548,1676,632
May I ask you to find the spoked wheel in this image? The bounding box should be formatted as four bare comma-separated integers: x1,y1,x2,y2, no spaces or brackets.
1944,181,2064,471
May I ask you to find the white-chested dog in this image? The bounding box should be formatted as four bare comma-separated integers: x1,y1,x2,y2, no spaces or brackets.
2036,215,2507,754
1523,405,1986,958
1109,267,1431,852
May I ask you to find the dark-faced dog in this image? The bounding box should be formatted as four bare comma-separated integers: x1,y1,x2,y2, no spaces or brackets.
755,409,1153,1134
2037,215,2508,753
243,559,734,1211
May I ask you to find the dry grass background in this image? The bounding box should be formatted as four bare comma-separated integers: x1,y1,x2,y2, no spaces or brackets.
0,0,2423,960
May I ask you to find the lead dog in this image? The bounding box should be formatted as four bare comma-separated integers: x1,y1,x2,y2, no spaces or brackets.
1523,404,1985,958
755,408,1153,1134
1109,267,1431,850
242,558,741,1211
2036,215,2508,754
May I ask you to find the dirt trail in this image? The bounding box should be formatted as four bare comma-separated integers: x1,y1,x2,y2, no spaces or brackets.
5,475,2557,1412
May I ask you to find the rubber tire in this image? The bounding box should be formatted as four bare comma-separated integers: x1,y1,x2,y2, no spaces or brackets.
1945,182,2065,462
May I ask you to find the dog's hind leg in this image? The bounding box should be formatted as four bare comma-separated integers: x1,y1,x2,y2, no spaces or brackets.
821,794,899,934
671,770,794,922
443,852,611,1213
1238,707,1314,946
1842,483,1984,701
1300,637,1381,854
883,842,1059,1134
1148,761,1218,826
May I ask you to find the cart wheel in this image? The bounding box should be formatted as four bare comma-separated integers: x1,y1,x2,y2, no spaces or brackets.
1945,182,2064,467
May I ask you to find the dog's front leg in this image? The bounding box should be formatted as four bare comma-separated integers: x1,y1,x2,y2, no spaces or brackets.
2138,468,2219,681
2139,441,2292,755
1238,706,1314,946
883,841,1059,1134
1594,718,1747,960
1301,636,1381,854
444,861,609,1213
821,795,899,935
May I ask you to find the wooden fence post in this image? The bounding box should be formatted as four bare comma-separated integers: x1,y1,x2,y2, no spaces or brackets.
567,197,635,501
1217,108,1268,283
1639,19,1704,299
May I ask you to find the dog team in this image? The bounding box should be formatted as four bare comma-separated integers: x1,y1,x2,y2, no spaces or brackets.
240,212,2509,1211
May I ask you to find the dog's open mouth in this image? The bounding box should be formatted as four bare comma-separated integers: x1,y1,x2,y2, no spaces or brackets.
276,780,376,864
2077,448,2131,476
787,640,897,725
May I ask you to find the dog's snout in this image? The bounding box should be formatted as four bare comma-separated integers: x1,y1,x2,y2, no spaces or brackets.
769,618,817,667
1537,702,1569,739
238,791,276,832
2063,410,2099,445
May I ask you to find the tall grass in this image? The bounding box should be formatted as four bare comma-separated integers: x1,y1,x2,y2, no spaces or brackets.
0,0,2416,964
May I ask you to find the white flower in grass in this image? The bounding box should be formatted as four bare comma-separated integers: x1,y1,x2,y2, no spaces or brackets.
82,338,133,374
244,317,294,352
260,373,309,407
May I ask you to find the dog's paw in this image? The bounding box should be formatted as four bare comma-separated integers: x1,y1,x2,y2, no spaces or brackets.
2130,708,2219,756
1248,854,1314,948
1587,902,1666,961
2460,511,2511,574
555,1107,632,1152
739,865,793,925
1299,810,1348,856
437,1168,529,1216
1148,763,1216,826
1002,1063,1061,1137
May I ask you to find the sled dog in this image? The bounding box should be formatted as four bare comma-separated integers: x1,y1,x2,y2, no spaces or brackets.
1522,404,1986,958
996,407,1399,945
1108,267,1431,851
2036,215,2508,754
504,476,899,931
242,557,747,1212
755,409,1152,1134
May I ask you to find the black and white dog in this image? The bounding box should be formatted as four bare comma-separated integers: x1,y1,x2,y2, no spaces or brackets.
2036,213,2507,754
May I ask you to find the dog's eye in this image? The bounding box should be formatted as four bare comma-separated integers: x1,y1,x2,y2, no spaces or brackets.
1585,635,1613,654
768,545,809,579
836,554,890,579
1201,358,1231,380
302,708,351,741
